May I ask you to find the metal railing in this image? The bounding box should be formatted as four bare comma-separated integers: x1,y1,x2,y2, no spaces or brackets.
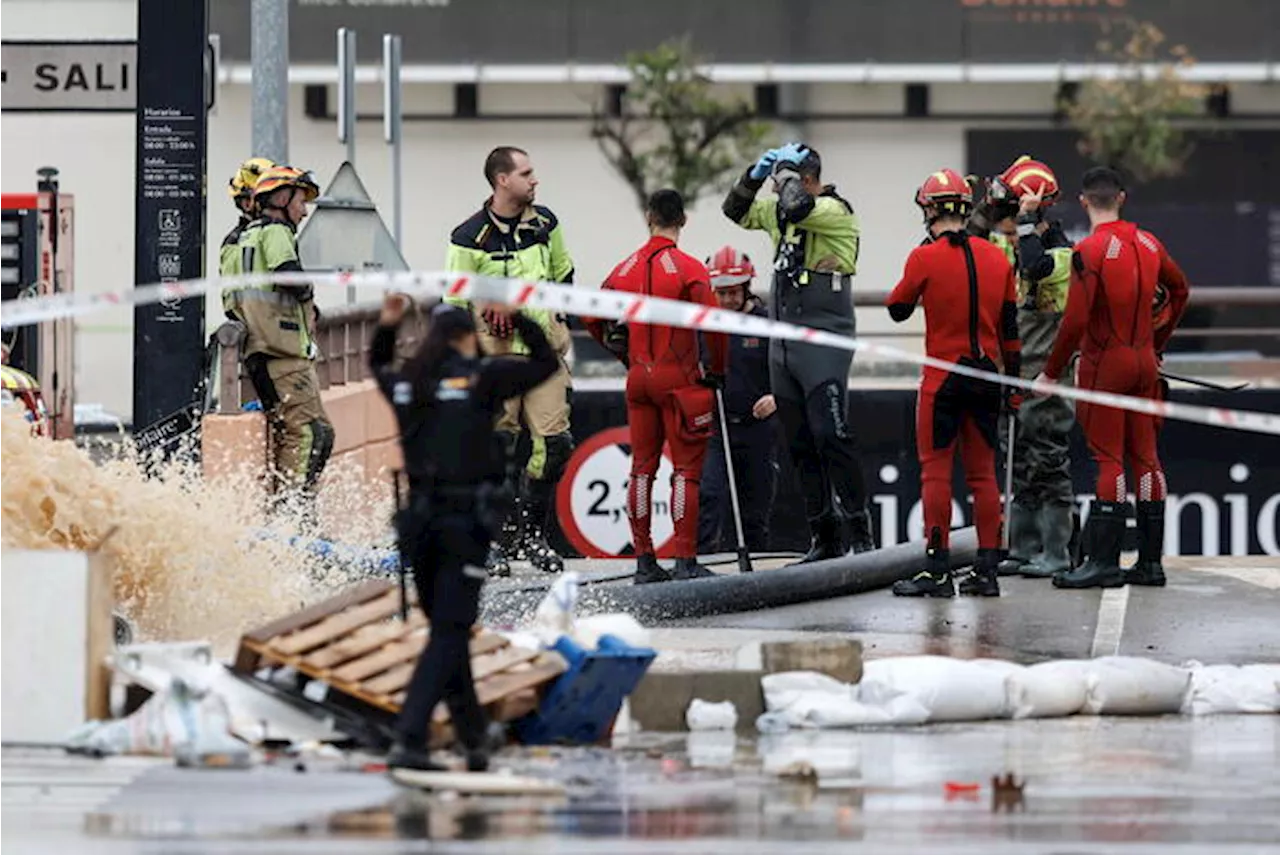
212,286,1280,411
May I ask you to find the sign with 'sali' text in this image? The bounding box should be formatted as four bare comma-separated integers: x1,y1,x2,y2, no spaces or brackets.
1,41,136,113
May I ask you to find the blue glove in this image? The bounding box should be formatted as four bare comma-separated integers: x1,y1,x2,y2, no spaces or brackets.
774,142,809,166
749,149,780,181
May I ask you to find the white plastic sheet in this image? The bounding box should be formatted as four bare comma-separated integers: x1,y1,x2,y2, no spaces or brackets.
66,677,246,759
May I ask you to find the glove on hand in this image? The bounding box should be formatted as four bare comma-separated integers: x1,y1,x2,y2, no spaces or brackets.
773,142,810,165
749,149,780,181
482,307,514,339
698,372,726,391
1004,386,1023,415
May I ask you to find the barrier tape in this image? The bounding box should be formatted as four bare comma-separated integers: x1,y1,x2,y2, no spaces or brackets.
3,269,1279,437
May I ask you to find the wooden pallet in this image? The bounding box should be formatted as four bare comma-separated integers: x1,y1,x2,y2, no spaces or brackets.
233,580,565,742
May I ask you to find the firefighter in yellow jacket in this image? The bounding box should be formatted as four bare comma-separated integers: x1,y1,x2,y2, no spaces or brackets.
220,157,275,281
223,165,334,507
446,146,575,575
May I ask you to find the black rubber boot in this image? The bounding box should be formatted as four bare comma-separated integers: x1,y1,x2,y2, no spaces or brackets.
844,509,877,555
634,553,671,585
387,742,446,773
893,532,954,598
958,548,1002,596
1125,500,1167,587
790,516,844,566
521,481,564,575
484,543,511,578
1053,500,1127,589
671,557,716,580
997,501,1041,576
497,498,525,562
1023,502,1074,578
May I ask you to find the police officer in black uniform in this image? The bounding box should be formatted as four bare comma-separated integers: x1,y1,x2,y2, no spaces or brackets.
372,293,557,774
698,246,779,554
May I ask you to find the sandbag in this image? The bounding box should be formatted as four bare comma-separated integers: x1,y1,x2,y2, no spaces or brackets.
1006,660,1091,719
759,670,929,727
1181,662,1280,715
1081,656,1191,716
575,613,652,650
860,656,1024,722
686,699,738,731
66,677,245,759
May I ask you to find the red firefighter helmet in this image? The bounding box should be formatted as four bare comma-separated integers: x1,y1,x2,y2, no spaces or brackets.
706,245,756,290
1152,282,1173,331
990,155,1059,206
915,169,974,221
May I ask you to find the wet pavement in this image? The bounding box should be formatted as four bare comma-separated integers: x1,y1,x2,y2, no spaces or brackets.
664,557,1280,666
5,556,1278,852
4,716,1279,853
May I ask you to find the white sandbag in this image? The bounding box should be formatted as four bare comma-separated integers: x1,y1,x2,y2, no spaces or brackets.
1006,660,1092,719
1081,656,1191,716
574,613,652,650
761,670,927,728
1181,662,1280,715
860,656,1023,722
761,670,852,716
686,699,738,731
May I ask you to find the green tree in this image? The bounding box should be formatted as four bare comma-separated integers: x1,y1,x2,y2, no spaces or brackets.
591,39,772,216
1065,20,1208,182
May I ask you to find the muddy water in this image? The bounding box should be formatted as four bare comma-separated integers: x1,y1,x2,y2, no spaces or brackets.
0,413,391,652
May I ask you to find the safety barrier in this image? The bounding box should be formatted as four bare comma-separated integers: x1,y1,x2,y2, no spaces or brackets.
2,269,1279,435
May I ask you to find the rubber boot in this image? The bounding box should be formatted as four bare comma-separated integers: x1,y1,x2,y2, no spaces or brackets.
958,548,1002,597
387,742,446,773
497,497,525,562
671,557,716,580
844,508,877,555
1053,500,1127,589
789,516,843,566
521,481,564,575
893,530,954,598
1125,500,1167,587
997,501,1041,576
634,553,670,585
484,543,511,578
1022,503,1074,578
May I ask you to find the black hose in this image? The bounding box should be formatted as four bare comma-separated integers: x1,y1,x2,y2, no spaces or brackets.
481,527,979,625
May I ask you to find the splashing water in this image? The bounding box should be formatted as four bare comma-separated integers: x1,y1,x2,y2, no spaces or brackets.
1,412,394,653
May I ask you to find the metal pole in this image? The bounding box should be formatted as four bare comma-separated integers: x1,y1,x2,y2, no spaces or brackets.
1002,413,1017,552
250,0,289,163
338,28,357,303
715,389,753,574
383,34,403,248
338,28,357,166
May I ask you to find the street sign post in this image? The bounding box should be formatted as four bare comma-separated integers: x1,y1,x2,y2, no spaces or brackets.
132,0,209,432
1,40,136,113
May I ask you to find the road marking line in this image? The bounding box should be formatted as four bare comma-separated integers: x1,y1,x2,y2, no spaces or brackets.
1091,585,1131,658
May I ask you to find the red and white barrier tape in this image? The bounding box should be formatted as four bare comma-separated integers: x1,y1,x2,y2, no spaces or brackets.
3,269,1278,437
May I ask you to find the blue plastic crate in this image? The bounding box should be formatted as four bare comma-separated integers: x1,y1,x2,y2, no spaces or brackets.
515,634,657,745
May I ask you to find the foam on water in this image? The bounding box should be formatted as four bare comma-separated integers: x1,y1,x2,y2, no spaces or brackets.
1,413,391,653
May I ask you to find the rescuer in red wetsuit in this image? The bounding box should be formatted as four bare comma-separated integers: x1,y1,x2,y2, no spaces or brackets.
885,169,1022,598
586,190,729,584
1037,167,1190,590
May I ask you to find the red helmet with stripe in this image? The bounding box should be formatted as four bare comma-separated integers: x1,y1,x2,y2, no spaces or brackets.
915,169,974,221
990,155,1059,206
706,245,756,290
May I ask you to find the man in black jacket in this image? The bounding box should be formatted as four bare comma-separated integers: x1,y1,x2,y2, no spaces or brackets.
697,246,779,555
